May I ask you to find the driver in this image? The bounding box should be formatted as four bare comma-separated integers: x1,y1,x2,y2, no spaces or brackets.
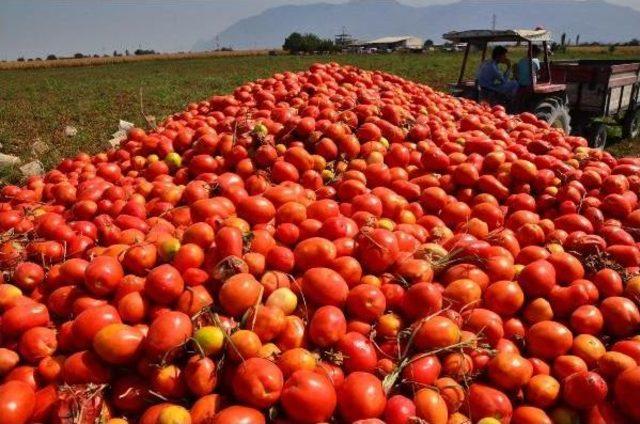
516,44,542,87
476,45,519,97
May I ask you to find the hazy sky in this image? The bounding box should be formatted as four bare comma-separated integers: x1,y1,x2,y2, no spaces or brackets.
1,0,639,60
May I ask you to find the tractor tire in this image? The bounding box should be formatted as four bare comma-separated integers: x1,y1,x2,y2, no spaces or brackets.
588,123,608,150
622,107,640,140
534,97,572,135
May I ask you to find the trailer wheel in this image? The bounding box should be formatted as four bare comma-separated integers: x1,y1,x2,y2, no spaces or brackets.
534,97,571,135
623,107,640,140
589,123,608,149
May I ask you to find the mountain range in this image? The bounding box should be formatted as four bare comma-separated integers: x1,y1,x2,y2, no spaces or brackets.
194,0,640,50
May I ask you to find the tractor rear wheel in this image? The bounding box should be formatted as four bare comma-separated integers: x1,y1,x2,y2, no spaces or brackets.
534,97,572,135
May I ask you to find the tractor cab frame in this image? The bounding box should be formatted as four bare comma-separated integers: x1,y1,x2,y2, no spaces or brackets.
443,29,572,134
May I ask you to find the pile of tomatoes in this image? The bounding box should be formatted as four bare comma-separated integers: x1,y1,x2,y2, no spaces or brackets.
1,63,640,424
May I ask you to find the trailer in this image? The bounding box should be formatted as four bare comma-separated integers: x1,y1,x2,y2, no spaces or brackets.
550,60,640,148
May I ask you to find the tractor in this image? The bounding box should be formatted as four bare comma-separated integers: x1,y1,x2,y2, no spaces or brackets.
444,29,640,148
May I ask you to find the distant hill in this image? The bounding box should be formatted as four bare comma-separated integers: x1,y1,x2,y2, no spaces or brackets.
194,0,640,50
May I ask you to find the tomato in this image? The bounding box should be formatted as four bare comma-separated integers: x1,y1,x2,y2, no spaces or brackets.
518,259,556,297
227,330,262,362
355,228,400,273
301,267,349,307
83,255,124,296
562,371,608,409
484,280,525,316
293,237,337,270
2,302,49,338
598,351,636,379
402,355,441,388
384,394,416,424
31,384,57,423
93,323,144,364
462,308,504,347
401,282,443,320
525,374,560,408
63,350,111,384
570,305,604,335
466,383,513,424
414,316,461,350
213,406,265,424
512,406,552,424
184,355,217,396
614,366,640,421
0,348,19,375
0,380,35,424
435,377,465,413
281,370,337,423
232,358,284,408
145,264,185,305
546,252,584,284
122,243,157,275
443,278,481,311
309,305,347,347
600,296,640,337
158,404,191,424
337,332,377,373
346,283,386,322
593,268,623,297
191,394,225,424
487,352,533,391
219,273,262,317
277,347,317,377
414,388,448,424
145,311,193,359
12,262,44,291
338,372,386,422
525,320,573,359
18,326,56,363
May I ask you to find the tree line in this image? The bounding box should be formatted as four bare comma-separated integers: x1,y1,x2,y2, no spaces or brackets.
16,49,157,62
283,32,340,54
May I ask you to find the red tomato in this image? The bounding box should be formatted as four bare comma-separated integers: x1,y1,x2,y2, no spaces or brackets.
83,255,124,296
337,372,386,422
281,370,337,423
309,305,347,347
212,406,265,424
232,358,283,408
145,311,193,359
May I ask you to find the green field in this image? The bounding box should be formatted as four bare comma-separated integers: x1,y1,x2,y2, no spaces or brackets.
1,48,639,182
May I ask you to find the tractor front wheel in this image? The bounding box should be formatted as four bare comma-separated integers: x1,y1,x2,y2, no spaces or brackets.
589,123,608,150
534,97,572,135
623,107,640,140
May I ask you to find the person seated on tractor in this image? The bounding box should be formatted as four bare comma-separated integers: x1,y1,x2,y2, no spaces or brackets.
516,44,542,87
476,45,519,98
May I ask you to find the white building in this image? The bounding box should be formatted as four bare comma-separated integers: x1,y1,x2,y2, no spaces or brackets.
357,36,425,51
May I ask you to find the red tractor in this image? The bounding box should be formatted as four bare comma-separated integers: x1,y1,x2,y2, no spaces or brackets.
445,29,640,148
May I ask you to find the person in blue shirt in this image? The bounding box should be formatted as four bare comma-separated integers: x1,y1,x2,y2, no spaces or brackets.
516,44,542,87
476,45,519,97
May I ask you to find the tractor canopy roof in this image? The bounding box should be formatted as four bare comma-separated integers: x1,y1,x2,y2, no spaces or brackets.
443,29,551,44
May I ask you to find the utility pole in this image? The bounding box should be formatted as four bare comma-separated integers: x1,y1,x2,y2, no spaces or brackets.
334,26,354,50
492,14,497,30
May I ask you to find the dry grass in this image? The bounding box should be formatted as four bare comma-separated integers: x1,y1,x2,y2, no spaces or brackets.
0,49,276,70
